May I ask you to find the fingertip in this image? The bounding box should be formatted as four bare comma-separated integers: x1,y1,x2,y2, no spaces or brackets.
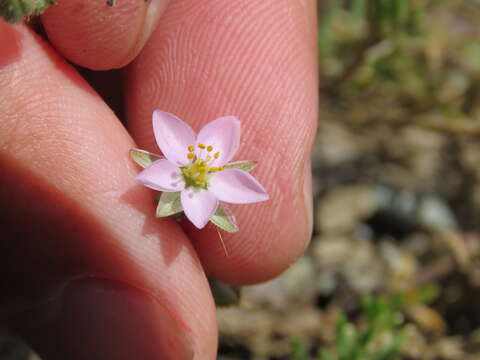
0,20,22,68
187,198,312,286
0,24,218,359
126,0,318,284
41,0,169,70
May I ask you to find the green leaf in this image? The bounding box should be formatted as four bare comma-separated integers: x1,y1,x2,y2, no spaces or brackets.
336,313,358,360
371,326,409,360
210,204,238,233
350,0,366,33
318,0,341,55
156,192,182,217
319,349,336,360
0,0,56,23
416,283,440,305
290,338,309,360
224,160,257,172
208,278,241,307
130,149,163,169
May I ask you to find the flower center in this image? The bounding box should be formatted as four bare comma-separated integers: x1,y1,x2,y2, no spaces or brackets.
181,144,224,189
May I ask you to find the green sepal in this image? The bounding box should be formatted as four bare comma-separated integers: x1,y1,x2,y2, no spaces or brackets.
210,204,238,233
1,0,56,24
208,277,241,307
224,160,257,172
156,192,182,217
130,149,163,169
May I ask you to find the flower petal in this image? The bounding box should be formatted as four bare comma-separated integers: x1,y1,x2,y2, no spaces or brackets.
152,110,196,166
136,159,185,192
196,116,240,167
209,169,269,204
181,188,219,229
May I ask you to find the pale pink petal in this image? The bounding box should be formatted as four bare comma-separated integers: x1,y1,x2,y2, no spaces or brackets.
153,110,196,166
136,159,185,192
181,188,219,229
209,169,269,204
196,116,240,167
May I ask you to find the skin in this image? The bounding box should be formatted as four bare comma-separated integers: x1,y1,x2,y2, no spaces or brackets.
0,0,317,359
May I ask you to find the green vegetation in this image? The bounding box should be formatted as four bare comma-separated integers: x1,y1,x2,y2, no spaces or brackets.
319,0,480,134
292,296,410,360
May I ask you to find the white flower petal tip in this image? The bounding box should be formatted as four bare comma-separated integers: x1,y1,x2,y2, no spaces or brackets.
133,111,269,231
152,110,196,166
136,159,185,192
209,169,269,204
181,189,219,229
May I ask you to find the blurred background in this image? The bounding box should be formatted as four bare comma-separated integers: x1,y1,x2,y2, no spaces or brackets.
5,0,480,359
217,0,480,359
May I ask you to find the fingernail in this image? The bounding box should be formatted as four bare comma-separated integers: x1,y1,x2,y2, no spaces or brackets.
133,0,169,57
0,20,22,68
10,278,194,360
303,159,313,250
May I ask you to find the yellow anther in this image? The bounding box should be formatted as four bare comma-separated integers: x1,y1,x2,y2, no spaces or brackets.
181,143,225,188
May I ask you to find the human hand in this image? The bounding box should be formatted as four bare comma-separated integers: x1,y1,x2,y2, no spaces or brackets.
0,0,317,359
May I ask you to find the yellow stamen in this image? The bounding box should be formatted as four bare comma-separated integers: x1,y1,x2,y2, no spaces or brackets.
181,144,225,188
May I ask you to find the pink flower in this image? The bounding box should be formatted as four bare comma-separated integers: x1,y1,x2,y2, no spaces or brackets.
135,110,269,229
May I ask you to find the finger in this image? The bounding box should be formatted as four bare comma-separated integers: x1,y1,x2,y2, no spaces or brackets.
41,0,169,70
126,0,318,284
0,21,216,359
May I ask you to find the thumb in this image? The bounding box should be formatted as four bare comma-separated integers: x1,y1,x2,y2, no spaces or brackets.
41,0,169,70
0,21,216,359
